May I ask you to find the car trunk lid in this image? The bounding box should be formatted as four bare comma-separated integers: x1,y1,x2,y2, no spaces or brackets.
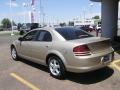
69,37,112,54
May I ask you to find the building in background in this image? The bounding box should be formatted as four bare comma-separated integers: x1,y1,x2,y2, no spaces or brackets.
71,18,101,26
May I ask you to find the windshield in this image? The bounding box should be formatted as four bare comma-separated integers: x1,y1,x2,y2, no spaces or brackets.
55,28,93,40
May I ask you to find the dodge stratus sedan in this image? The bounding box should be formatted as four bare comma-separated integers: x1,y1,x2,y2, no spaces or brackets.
11,27,114,79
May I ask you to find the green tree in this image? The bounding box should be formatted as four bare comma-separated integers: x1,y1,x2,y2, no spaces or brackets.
69,21,74,26
12,21,17,26
92,15,100,19
59,22,66,27
1,18,11,28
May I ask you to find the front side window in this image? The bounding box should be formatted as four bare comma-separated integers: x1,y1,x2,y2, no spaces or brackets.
55,28,93,40
36,30,52,42
23,30,38,41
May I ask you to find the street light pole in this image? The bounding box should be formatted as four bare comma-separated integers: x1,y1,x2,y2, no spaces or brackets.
83,9,86,25
23,3,27,23
40,0,45,26
90,3,94,18
40,0,42,25
10,0,14,36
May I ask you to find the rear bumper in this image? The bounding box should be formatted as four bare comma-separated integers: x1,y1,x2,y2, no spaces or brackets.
66,63,110,73
65,52,114,73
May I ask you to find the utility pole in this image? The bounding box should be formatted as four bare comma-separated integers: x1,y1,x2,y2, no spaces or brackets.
22,2,27,23
31,0,35,23
90,3,94,19
40,0,45,26
10,0,14,36
83,9,86,25
40,0,42,25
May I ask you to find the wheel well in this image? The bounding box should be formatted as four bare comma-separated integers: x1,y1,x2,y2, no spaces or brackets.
46,53,66,72
11,44,15,49
46,54,61,65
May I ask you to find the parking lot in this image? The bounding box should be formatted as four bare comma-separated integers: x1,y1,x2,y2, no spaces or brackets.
0,34,120,90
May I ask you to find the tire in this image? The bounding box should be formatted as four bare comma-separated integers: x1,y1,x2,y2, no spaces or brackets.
11,46,19,61
48,56,66,79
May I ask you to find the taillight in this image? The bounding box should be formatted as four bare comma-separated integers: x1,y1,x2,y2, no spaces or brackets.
73,45,91,56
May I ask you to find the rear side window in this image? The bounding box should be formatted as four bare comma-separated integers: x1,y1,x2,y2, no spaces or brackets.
36,30,52,42
55,28,93,40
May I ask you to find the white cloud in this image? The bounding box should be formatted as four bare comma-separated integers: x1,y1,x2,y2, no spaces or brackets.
6,2,19,7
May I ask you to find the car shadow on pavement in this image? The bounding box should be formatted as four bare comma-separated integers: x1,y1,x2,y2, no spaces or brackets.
18,58,114,84
19,58,49,73
66,67,114,84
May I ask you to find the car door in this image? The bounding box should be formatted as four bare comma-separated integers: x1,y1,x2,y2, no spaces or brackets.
29,30,53,64
19,30,39,59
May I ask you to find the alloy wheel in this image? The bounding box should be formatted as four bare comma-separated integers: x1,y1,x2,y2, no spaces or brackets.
49,59,60,76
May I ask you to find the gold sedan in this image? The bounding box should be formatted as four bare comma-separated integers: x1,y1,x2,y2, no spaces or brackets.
11,27,114,79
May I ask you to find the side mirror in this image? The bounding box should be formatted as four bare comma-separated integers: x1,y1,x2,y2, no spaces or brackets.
18,37,23,41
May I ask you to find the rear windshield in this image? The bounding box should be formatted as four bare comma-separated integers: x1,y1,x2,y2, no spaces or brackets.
55,28,93,40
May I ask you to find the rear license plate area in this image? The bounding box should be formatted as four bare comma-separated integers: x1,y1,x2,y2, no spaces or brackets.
101,54,111,63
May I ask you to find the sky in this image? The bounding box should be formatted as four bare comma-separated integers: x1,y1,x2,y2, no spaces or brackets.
0,0,102,24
